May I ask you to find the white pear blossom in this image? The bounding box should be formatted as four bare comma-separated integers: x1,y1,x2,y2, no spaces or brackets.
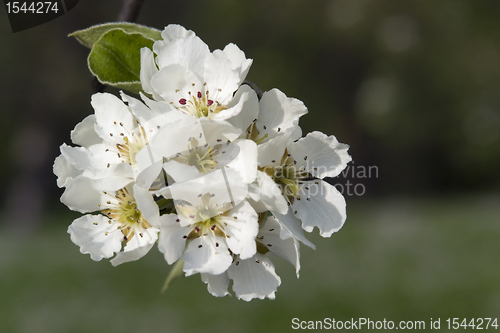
54,92,171,194
53,146,84,188
199,213,303,301
63,176,160,266
235,87,351,239
237,88,307,144
85,92,163,190
133,111,258,208
229,89,308,217
140,24,258,123
55,21,352,301
53,113,102,190
158,193,259,276
135,112,243,181
259,131,352,237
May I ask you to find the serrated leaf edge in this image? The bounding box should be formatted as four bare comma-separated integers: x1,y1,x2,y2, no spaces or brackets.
69,22,162,48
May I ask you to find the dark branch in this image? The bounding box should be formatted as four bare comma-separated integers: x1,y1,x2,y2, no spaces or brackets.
243,80,264,99
92,77,106,93
117,0,145,22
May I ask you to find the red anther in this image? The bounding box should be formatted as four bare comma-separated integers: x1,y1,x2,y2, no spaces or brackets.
207,100,213,106
179,98,187,105
197,91,202,98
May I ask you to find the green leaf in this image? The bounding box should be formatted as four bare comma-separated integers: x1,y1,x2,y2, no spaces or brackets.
69,22,162,49
88,29,155,94
161,259,184,293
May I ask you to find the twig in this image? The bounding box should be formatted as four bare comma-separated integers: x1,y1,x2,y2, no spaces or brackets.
117,0,145,22
243,80,264,99
92,77,106,93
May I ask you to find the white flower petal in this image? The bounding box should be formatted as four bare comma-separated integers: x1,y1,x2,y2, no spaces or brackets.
211,141,255,204
201,273,231,298
227,254,281,301
60,143,92,171
151,64,202,105
168,172,237,224
162,160,201,183
70,115,101,147
90,178,132,192
135,159,164,190
110,237,156,266
53,152,82,188
222,43,252,84
136,112,198,162
256,129,292,168
158,214,189,265
91,93,135,143
289,131,351,178
260,216,301,277
225,84,259,133
220,201,259,260
68,214,123,261
87,143,122,169
157,24,195,46
155,36,209,76
247,170,288,215
200,118,241,143
256,89,307,142
139,92,173,115
140,47,161,99
247,183,268,213
120,91,157,122
204,50,241,105
60,175,101,213
86,160,133,192
133,184,159,227
123,226,159,252
233,139,257,184
294,180,346,237
183,235,232,276
273,208,316,249
90,177,132,192
82,144,133,191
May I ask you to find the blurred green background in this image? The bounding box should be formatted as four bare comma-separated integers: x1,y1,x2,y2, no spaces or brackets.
1,0,500,332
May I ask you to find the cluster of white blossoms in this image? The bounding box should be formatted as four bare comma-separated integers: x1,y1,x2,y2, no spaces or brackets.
54,24,351,301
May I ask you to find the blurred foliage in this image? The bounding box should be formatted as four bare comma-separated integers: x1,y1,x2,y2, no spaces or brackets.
1,195,499,332
1,2,500,331
0,1,499,209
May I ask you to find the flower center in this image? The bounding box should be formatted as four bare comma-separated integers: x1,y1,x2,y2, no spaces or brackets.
177,90,226,118
261,149,311,202
176,194,231,240
187,216,226,240
170,138,223,173
116,126,148,167
101,188,152,245
246,120,268,145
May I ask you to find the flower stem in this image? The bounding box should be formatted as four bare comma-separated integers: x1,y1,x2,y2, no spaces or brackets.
117,0,145,22
161,259,184,293
243,80,264,99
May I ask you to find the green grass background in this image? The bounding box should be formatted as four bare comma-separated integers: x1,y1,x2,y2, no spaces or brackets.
2,194,499,333
2,2,500,331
